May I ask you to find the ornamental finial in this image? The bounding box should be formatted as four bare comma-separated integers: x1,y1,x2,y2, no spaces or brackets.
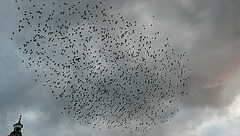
19,115,22,123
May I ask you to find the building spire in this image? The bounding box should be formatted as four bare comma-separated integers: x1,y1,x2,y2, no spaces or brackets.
8,115,23,136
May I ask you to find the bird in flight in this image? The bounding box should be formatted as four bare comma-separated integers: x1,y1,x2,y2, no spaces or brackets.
12,0,190,132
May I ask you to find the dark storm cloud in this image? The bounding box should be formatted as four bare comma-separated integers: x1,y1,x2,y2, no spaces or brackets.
182,0,240,108
1,0,240,136
117,0,240,108
102,0,240,135
109,0,240,109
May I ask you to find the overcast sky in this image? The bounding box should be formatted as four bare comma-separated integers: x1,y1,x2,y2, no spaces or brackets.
1,0,240,136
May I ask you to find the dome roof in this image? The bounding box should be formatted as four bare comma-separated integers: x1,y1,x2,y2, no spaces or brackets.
13,115,23,128
9,131,22,136
9,115,23,136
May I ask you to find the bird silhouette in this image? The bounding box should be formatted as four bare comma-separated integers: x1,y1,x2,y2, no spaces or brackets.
12,0,190,132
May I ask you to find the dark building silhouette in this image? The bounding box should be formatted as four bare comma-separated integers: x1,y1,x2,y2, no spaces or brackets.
8,115,23,136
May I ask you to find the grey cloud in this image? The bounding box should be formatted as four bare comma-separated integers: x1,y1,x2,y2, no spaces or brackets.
183,0,240,108
1,0,240,136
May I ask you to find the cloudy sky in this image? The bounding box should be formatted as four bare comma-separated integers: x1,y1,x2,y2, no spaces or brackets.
1,0,240,136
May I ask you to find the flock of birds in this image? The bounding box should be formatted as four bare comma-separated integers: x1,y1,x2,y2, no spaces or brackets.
12,0,190,132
